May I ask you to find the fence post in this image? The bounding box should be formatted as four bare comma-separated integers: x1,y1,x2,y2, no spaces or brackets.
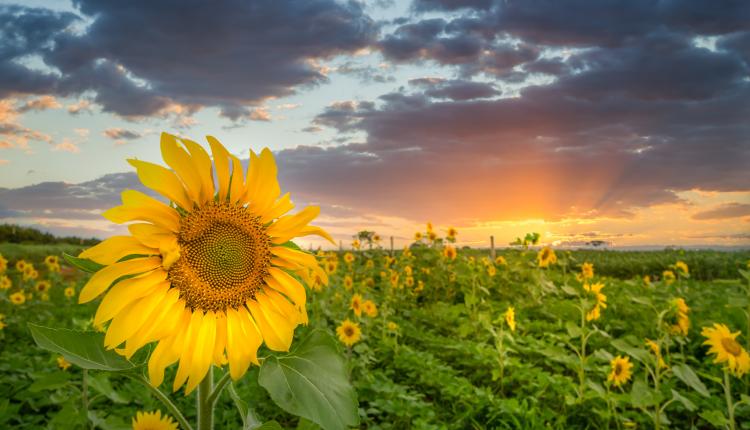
339,240,343,252
490,235,496,261
390,236,394,256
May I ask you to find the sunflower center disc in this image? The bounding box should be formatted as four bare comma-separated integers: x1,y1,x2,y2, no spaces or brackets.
168,201,271,312
722,338,743,357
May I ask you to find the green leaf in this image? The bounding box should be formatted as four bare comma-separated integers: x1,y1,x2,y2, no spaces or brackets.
280,241,303,251
630,379,658,408
565,322,582,339
63,253,104,273
670,389,696,411
28,372,71,392
259,329,359,430
87,373,130,404
700,409,727,427
611,338,649,363
672,364,710,397
255,422,284,430
297,418,322,430
28,324,136,372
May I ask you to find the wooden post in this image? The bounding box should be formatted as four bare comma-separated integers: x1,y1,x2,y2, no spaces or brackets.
338,240,343,252
390,236,394,256
490,235,496,261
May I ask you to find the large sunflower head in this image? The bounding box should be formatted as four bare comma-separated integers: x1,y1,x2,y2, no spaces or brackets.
607,355,633,387
702,323,750,377
76,133,332,393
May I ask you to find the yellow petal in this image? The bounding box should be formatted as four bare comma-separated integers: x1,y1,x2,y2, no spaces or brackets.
79,257,162,303
127,159,192,210
248,148,280,216
94,270,168,326
207,136,231,202
225,308,251,380
173,311,203,392
180,137,215,202
121,291,182,358
242,150,260,203
79,236,157,265
185,312,217,394
246,294,294,352
160,132,203,204
213,312,228,366
229,154,245,205
103,190,180,232
236,306,263,365
295,225,336,245
128,223,175,248
261,193,294,224
263,288,305,325
266,267,306,307
268,206,320,243
104,284,169,349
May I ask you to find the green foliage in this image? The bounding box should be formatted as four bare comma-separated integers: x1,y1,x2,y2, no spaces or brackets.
28,324,136,371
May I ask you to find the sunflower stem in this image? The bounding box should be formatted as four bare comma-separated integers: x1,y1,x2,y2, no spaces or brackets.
724,371,736,430
129,374,193,430
197,366,214,430
206,371,232,407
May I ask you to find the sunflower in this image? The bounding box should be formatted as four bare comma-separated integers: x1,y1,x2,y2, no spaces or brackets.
662,270,675,285
336,319,361,346
0,254,7,272
343,275,353,291
0,275,11,290
643,275,651,285
76,133,331,393
45,255,61,273
15,260,27,272
487,266,497,277
0,314,6,331
404,266,412,276
352,240,360,250
389,271,399,288
584,282,607,321
579,262,594,281
645,339,667,369
446,227,457,239
702,323,750,377
387,321,398,332
495,256,507,266
415,280,424,293
10,291,25,305
324,260,338,275
414,232,423,241
608,355,633,387
443,245,457,260
405,276,415,288
362,300,377,317
343,252,355,264
674,261,689,276
428,231,438,241
132,410,178,430
365,259,374,269
351,294,363,317
373,234,381,243
669,298,689,336
504,306,516,332
57,356,72,371
64,286,76,298
537,247,557,268
35,280,51,293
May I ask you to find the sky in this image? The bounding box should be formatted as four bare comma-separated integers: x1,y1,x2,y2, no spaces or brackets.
0,0,748,249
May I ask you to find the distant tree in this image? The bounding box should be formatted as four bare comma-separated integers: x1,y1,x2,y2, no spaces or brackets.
0,224,99,245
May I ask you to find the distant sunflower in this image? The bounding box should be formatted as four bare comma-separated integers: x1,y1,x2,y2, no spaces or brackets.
362,300,377,317
537,247,557,268
702,323,750,377
57,356,72,371
495,256,507,266
504,306,516,332
414,232,423,241
674,261,689,276
35,280,51,293
669,298,689,336
351,293,363,317
443,245,457,260
579,262,594,280
0,275,11,290
405,276,415,288
10,291,25,305
336,319,361,346
131,410,178,430
15,260,27,272
76,133,332,393
446,227,457,239
608,355,633,387
343,252,355,264
662,270,675,285
343,275,354,290
0,254,7,272
645,339,667,369
584,282,607,321
64,286,76,298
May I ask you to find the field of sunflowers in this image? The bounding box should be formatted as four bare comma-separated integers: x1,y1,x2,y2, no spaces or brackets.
2,230,750,429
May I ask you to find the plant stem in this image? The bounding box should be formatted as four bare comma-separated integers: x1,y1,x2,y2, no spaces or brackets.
206,371,232,408
129,374,193,430
578,306,587,399
197,366,214,430
82,369,91,429
724,371,736,430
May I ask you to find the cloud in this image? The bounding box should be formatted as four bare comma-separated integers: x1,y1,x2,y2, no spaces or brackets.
692,203,750,220
0,1,377,120
0,98,52,150
409,78,500,100
16,95,61,112
52,138,80,153
103,127,142,144
0,159,8,165
67,99,93,114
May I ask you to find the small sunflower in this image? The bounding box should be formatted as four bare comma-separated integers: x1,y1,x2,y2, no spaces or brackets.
343,252,355,264
495,256,507,266
76,133,331,393
584,282,607,321
669,298,689,336
389,271,399,288
504,306,516,332
702,323,750,377
343,275,353,290
487,266,497,277
414,232,423,241
15,260,27,272
351,240,360,250
443,245,457,260
579,262,594,280
57,356,72,371
362,300,377,317
64,286,76,298
645,339,667,369
0,275,11,290
10,291,25,305
446,227,457,239
351,294,363,317
405,276,415,288
674,261,689,276
336,319,361,347
428,231,438,241
662,270,675,285
0,254,7,272
537,247,557,268
131,410,178,430
643,275,651,285
608,355,633,387
35,280,51,293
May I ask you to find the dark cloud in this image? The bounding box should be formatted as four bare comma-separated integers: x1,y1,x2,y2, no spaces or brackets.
409,78,499,100
2,1,377,118
103,128,142,141
413,0,494,12
692,203,750,220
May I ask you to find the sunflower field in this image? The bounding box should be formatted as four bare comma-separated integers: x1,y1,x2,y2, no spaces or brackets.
1,237,750,429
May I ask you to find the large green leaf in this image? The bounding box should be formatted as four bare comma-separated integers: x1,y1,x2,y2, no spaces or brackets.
258,330,359,430
63,253,104,273
611,338,649,363
28,324,135,372
672,364,709,397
